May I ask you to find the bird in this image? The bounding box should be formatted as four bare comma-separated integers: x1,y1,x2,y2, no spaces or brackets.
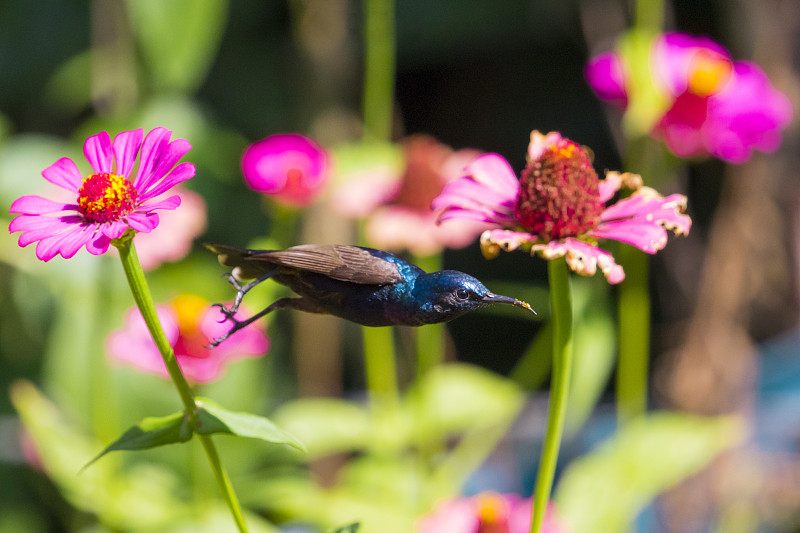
204,243,535,347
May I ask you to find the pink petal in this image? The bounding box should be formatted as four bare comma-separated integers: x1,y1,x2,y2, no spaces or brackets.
532,238,625,284
84,131,113,173
592,190,691,253
143,138,193,193
432,153,520,226
134,127,172,190
585,52,629,106
653,33,731,97
331,170,400,218
138,162,195,200
139,194,181,212
127,211,159,233
464,153,520,197
42,157,83,191
9,195,75,215
86,233,112,255
57,226,96,259
99,220,129,240
112,129,144,177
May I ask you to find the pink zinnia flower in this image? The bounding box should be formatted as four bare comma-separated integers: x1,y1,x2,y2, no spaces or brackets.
8,127,195,261
131,186,207,271
107,294,269,383
432,131,691,284
241,133,330,206
585,32,792,163
333,135,489,256
417,492,564,533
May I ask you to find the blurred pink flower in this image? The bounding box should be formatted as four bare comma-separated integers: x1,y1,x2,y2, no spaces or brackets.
417,492,564,533
9,127,195,261
241,133,330,206
433,131,692,283
107,294,268,383
332,135,490,256
585,32,792,163
131,186,207,271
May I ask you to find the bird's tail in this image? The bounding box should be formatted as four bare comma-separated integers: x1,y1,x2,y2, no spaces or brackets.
204,243,275,280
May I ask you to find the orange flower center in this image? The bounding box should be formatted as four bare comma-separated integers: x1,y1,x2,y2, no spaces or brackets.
172,294,212,358
514,139,603,241
77,173,138,223
474,493,509,533
687,49,733,97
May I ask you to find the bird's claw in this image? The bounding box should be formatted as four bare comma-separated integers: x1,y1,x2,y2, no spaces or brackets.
211,302,237,323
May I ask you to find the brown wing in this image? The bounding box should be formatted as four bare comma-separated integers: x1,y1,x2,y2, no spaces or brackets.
251,244,404,285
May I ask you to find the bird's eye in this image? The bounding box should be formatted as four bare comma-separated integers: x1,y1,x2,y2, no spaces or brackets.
455,288,469,300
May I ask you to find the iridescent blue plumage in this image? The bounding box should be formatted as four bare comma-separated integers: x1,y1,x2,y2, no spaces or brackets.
205,243,534,347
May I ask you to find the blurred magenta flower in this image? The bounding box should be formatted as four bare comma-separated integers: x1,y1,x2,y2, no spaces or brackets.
585,32,792,163
417,492,563,533
433,131,691,283
241,133,330,206
107,294,268,383
9,127,195,261
131,186,207,271
333,135,489,256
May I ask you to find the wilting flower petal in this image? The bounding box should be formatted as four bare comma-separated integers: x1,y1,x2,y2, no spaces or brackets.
8,127,196,261
435,131,691,283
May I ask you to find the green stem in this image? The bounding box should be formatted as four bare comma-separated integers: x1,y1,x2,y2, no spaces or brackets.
616,245,650,424
414,253,445,377
362,0,395,141
530,258,573,533
113,235,249,533
634,0,663,31
362,326,399,410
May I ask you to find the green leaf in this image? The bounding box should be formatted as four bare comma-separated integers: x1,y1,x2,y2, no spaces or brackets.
406,362,525,441
195,397,305,452
84,411,193,469
330,523,360,533
10,381,191,531
555,412,746,533
273,398,371,458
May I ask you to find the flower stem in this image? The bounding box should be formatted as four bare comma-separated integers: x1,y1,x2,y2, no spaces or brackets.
616,245,650,424
113,235,249,533
414,253,445,377
362,0,395,141
530,257,573,533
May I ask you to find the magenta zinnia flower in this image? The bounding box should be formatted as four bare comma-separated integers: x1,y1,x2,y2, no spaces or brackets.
585,32,792,163
241,133,330,206
417,492,564,533
107,294,269,383
333,135,489,256
432,131,691,283
9,127,195,261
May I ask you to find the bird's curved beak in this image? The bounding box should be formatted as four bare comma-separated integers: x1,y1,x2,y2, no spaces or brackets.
482,292,537,315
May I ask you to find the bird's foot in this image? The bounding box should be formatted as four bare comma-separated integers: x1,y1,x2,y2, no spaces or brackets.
207,310,258,348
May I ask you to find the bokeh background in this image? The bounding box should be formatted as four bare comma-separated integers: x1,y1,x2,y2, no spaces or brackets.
1,1,799,532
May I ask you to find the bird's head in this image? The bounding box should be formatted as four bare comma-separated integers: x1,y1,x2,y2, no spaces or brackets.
412,270,535,324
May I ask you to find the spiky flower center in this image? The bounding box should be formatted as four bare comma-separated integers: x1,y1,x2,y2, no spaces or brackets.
514,139,603,241
77,173,138,223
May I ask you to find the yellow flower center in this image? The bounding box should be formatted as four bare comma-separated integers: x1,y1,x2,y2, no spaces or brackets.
173,294,209,335
688,49,733,96
77,173,138,223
